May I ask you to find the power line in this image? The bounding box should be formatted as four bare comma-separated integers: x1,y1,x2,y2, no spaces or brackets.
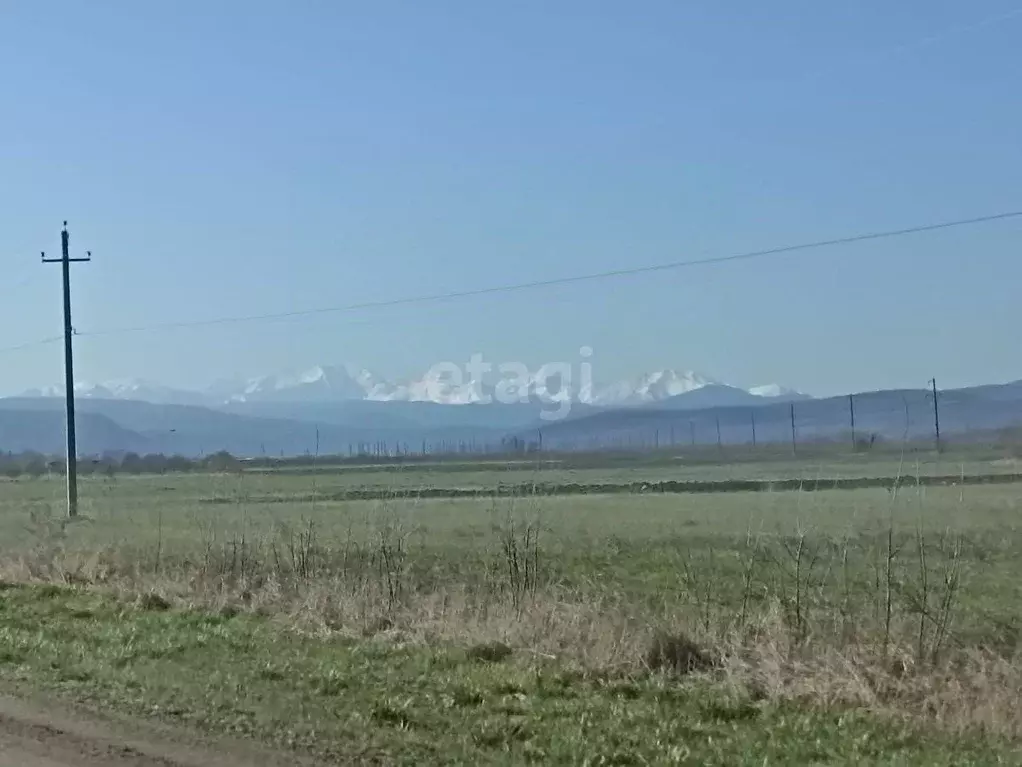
795,5,1022,86
0,335,64,355
76,208,1022,338
891,5,1022,52
2,273,37,294
0,263,41,303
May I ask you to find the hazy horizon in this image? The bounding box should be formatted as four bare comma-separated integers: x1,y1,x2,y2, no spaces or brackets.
5,354,1020,404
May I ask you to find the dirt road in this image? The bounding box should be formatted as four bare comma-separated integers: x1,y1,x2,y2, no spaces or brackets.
0,694,325,767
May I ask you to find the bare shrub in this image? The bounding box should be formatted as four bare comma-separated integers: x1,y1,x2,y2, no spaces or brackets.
489,498,543,613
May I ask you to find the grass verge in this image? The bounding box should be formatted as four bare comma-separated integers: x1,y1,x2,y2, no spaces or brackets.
0,582,1016,765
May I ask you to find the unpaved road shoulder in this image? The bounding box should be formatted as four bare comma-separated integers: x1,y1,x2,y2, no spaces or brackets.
0,694,324,767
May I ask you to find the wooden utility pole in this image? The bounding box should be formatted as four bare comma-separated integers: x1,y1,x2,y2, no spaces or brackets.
750,411,757,447
930,378,941,452
789,402,797,456
849,394,856,450
715,416,722,452
689,420,695,447
42,222,91,519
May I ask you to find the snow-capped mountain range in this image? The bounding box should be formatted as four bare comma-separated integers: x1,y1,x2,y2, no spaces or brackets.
19,364,809,408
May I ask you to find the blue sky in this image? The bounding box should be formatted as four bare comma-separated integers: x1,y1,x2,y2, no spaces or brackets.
1,1,1020,397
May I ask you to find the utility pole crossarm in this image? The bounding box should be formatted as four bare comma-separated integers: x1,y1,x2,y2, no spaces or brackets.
41,222,92,263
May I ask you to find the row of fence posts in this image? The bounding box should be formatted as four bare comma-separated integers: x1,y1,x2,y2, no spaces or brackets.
272,387,945,462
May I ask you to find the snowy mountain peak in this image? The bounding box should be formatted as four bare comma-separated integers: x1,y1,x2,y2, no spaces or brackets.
21,379,210,406
298,366,330,385
17,363,809,408
587,369,718,406
641,369,716,397
228,364,384,403
748,384,805,399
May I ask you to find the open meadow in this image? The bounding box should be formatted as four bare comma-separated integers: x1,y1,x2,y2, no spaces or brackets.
1,451,1022,763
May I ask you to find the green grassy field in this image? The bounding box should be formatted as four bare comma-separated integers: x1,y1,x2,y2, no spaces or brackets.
1,456,1021,763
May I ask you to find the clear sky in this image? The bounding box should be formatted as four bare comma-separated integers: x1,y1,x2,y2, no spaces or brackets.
1,1,1020,397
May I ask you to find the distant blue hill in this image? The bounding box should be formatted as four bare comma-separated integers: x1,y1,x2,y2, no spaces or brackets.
4,379,1022,458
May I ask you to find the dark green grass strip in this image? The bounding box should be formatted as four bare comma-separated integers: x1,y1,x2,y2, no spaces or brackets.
201,472,1022,504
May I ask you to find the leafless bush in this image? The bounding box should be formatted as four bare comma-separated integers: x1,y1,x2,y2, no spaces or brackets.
489,498,543,613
